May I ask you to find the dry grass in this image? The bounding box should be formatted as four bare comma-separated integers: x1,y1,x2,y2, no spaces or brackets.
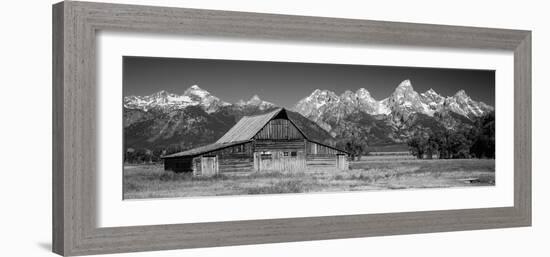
123,157,495,199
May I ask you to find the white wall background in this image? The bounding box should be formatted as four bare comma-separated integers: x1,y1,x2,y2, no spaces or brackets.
0,0,547,256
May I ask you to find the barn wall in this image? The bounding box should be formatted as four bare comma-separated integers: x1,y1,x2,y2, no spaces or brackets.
253,118,305,140
306,141,344,155
254,140,306,152
200,142,254,173
206,142,254,156
305,141,349,170
253,151,306,172
306,155,336,169
192,157,201,175
200,156,219,175
218,155,254,173
306,155,350,170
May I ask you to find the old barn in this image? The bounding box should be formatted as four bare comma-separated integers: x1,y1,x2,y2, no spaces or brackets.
162,108,349,175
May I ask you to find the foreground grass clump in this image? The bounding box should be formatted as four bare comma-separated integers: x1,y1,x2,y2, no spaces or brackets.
123,158,495,199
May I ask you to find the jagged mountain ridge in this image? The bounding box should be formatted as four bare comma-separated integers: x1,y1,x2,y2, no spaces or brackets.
124,81,494,150
294,79,493,123
292,79,493,143
124,85,274,114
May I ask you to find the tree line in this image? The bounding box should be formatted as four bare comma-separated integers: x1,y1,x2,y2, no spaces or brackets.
407,112,495,159
124,143,191,164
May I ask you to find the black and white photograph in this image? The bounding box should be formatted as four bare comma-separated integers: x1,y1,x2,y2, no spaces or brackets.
2,0,543,256
122,56,496,199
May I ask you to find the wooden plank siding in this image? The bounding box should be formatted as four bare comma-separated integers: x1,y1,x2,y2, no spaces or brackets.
218,157,254,173
306,141,349,170
165,142,254,173
200,156,219,176
254,140,306,152
306,141,345,155
192,157,201,175
336,154,349,170
253,151,306,172
197,142,254,173
254,118,305,140
206,142,254,156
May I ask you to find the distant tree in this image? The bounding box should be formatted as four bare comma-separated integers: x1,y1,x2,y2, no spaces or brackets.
447,132,471,158
127,148,153,164
407,132,427,159
151,148,165,163
424,132,440,159
337,131,368,161
125,148,136,163
165,143,189,155
469,112,495,158
432,130,450,159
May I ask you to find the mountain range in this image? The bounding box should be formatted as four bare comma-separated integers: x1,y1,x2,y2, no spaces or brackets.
124,80,493,150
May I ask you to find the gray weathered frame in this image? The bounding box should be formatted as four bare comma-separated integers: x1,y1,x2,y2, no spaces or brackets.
52,1,531,256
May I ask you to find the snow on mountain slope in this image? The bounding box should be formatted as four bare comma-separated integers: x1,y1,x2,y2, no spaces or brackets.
420,88,446,114
442,90,494,119
293,87,392,122
236,95,275,110
382,79,433,118
294,79,493,123
124,85,229,113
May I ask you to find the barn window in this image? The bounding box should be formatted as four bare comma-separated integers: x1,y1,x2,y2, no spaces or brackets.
283,152,289,157
291,151,297,157
260,151,272,160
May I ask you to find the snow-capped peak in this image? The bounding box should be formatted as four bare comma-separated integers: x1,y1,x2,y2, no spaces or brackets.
235,95,275,110
396,79,413,90
249,94,262,103
124,85,229,113
440,89,492,118
383,79,433,118
184,84,210,98
421,88,444,102
454,89,470,100
389,80,420,101
356,88,373,99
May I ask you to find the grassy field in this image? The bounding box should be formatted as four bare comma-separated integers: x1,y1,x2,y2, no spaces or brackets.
123,156,495,199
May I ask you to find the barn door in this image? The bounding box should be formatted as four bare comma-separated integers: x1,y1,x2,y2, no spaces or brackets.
336,154,347,170
254,151,305,172
254,151,277,172
200,156,218,176
253,152,260,172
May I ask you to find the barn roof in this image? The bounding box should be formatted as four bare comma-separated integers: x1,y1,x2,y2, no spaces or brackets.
216,108,284,143
162,140,252,158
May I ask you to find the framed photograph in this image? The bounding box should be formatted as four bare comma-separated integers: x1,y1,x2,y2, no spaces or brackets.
52,1,531,256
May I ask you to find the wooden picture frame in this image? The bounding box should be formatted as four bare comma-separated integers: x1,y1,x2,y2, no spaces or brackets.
52,1,531,256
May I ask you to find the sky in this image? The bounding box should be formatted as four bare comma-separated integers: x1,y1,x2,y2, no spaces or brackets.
123,56,495,107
